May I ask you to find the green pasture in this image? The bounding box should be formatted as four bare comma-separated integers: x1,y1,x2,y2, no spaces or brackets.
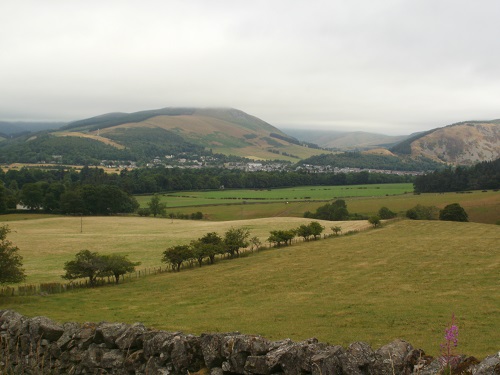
0,216,368,284
158,189,499,224
1,220,498,358
135,183,414,208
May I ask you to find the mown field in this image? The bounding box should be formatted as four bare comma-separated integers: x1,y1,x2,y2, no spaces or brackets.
1,216,368,284
135,183,414,208
139,187,499,224
1,219,498,358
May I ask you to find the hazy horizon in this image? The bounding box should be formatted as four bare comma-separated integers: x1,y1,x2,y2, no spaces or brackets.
2,1,500,135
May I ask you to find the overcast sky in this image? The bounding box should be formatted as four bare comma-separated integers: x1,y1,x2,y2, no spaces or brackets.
1,1,500,135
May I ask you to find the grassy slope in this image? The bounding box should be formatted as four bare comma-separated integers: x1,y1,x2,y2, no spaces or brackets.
1,220,498,358
137,188,499,224
2,216,368,284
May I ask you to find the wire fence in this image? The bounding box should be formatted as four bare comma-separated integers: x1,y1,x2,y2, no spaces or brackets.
0,227,366,297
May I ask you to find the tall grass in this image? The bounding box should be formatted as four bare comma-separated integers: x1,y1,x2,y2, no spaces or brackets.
1,220,498,358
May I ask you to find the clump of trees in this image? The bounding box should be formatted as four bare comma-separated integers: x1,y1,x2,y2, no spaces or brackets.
62,250,140,286
406,204,439,220
439,203,468,222
147,194,167,217
368,216,381,228
0,225,26,284
414,158,500,193
378,206,397,219
406,203,469,222
268,221,325,247
304,200,349,221
162,227,250,271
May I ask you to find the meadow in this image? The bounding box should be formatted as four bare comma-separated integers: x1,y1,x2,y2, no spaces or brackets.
138,186,499,224
1,219,498,358
2,216,368,284
135,183,414,208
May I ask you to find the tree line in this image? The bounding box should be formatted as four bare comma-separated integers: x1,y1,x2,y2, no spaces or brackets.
413,158,500,193
0,165,413,214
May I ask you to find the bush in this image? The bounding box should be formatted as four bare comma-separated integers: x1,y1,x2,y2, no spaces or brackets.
137,208,151,217
439,203,468,222
406,204,439,220
378,206,397,219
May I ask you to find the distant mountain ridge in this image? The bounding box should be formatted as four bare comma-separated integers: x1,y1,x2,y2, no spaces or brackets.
282,128,411,150
390,120,500,165
0,107,325,164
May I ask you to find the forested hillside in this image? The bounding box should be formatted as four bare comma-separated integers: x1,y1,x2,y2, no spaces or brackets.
298,152,442,171
413,158,500,193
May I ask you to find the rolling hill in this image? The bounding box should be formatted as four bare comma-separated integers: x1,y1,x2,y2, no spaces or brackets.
283,128,410,150
0,108,326,164
390,121,500,165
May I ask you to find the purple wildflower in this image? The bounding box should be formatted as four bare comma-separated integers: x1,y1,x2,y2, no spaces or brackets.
439,314,460,371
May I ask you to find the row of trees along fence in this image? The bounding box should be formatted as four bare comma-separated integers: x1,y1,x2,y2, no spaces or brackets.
0,225,367,297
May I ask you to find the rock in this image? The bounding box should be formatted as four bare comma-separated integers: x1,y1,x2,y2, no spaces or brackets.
474,353,500,375
372,339,414,375
342,341,376,375
94,322,130,348
265,338,327,375
115,322,148,350
210,367,224,375
28,315,65,342
222,334,271,373
402,348,428,375
245,355,270,374
101,349,125,369
311,345,345,375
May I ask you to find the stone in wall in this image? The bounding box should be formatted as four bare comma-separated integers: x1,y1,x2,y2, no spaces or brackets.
1,310,499,375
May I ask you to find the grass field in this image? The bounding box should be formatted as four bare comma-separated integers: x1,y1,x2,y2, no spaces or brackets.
1,216,369,284
143,188,500,224
136,183,414,208
1,220,498,358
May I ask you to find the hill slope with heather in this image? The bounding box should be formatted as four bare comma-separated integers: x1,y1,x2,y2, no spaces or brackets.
390,121,500,165
0,108,325,164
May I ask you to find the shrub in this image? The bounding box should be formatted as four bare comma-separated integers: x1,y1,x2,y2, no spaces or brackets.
406,204,439,220
378,206,397,219
439,203,468,222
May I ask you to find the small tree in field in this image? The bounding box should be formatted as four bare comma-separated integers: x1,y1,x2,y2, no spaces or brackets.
0,225,26,284
249,236,262,251
62,250,107,286
308,221,324,240
439,203,468,222
148,194,167,217
368,215,381,228
162,245,192,272
296,224,312,241
331,226,342,236
224,227,250,257
103,254,141,283
378,206,397,219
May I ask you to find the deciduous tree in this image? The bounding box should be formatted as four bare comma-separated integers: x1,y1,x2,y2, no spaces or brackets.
148,194,167,217
62,250,107,286
224,227,250,257
0,225,26,284
439,203,468,222
162,245,192,271
103,254,140,283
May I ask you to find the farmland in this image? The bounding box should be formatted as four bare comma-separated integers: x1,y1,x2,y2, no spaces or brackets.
1,219,498,358
136,185,499,224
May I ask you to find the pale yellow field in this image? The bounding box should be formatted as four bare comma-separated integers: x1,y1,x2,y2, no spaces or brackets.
3,216,370,284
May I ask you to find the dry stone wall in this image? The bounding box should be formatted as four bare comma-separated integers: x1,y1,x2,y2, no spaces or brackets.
1,310,499,374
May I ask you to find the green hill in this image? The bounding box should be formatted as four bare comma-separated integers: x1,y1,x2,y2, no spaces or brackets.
0,108,326,164
2,218,499,357
390,120,500,165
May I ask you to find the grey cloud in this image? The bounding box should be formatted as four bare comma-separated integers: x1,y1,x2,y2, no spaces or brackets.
1,0,500,135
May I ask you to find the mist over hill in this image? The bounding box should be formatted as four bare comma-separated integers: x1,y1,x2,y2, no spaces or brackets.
1,108,498,167
282,128,410,150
